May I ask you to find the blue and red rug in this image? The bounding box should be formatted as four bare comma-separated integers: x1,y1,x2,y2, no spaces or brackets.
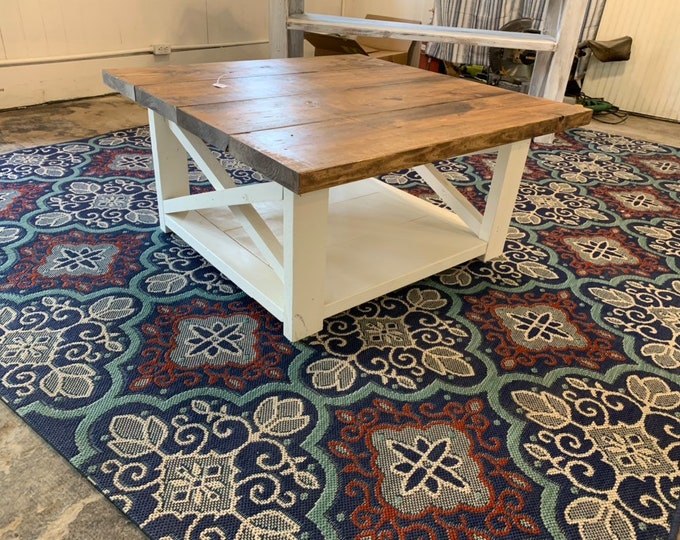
0,126,679,539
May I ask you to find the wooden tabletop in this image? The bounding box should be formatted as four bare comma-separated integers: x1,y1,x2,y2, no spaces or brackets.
104,55,592,194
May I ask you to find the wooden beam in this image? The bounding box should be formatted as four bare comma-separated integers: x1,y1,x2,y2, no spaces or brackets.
287,13,558,51
270,0,305,58
163,183,283,214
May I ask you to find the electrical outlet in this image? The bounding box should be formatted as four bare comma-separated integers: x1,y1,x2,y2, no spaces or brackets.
152,44,172,56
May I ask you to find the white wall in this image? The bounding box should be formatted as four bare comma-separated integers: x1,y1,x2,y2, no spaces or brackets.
581,0,680,121
0,0,430,110
0,0,333,109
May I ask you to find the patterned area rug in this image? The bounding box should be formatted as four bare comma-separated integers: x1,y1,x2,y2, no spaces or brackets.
0,127,679,540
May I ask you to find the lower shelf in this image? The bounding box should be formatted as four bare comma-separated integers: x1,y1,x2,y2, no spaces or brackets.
166,178,488,323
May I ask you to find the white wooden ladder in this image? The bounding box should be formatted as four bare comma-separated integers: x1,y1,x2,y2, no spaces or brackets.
269,0,588,106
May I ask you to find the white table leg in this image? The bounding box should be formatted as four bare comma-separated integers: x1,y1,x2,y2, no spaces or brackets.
282,188,329,341
148,110,189,233
480,139,531,261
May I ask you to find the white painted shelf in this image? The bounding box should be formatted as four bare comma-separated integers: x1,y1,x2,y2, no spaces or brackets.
167,178,486,322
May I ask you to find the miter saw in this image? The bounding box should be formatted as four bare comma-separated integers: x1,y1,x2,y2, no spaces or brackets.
487,18,539,92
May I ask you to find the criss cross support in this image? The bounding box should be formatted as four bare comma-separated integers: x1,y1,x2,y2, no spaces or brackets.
414,162,485,237
480,140,531,259
148,109,334,340
149,110,285,281
415,139,530,262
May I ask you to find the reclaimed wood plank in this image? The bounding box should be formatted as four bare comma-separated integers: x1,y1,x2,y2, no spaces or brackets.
106,56,420,123
103,55,387,94
226,93,591,193
176,74,509,148
132,61,428,117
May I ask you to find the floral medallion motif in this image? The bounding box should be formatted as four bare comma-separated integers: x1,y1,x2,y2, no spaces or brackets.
212,153,270,185
85,149,155,179
325,395,543,538
628,219,680,262
305,288,482,393
2,231,146,292
0,225,24,265
588,185,675,220
574,130,672,156
616,190,670,212
538,227,663,278
532,149,646,184
627,153,680,179
371,424,490,514
140,234,238,297
0,182,51,220
534,130,589,152
130,299,293,393
563,235,636,266
96,127,153,149
439,227,564,290
433,153,495,187
506,374,680,540
0,188,19,211
380,167,433,188
0,143,91,180
467,290,626,371
86,395,323,539
380,154,495,212
170,315,258,368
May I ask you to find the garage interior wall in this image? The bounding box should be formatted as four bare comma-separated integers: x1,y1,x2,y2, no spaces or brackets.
2,0,676,122
0,0,272,109
581,0,680,121
0,0,434,110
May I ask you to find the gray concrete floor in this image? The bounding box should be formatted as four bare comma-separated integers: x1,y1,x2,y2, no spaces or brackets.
0,94,678,539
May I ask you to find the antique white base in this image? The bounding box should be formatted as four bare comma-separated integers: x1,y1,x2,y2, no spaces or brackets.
149,110,530,341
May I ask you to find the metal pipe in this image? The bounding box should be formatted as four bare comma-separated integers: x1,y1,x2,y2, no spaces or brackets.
172,40,267,52
0,40,269,68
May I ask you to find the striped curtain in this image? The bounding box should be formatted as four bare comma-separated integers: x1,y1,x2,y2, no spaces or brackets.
427,0,606,66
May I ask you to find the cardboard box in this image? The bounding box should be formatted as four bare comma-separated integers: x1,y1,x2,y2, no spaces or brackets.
304,14,421,66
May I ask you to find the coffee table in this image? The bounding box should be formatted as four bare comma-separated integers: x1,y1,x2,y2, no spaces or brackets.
104,55,591,341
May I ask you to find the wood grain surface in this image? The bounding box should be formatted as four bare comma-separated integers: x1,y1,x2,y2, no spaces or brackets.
104,55,592,194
